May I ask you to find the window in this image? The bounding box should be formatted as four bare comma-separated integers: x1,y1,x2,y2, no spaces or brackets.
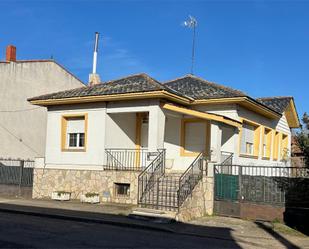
281,134,289,161
262,128,272,159
115,183,130,197
240,121,260,157
273,131,280,160
180,119,210,157
61,114,87,151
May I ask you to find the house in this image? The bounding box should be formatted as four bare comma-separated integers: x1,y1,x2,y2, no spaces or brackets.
28,73,299,220
0,45,85,160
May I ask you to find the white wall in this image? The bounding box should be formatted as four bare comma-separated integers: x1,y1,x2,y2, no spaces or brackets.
44,103,106,170
234,106,291,166
163,114,195,171
0,61,84,159
105,113,136,149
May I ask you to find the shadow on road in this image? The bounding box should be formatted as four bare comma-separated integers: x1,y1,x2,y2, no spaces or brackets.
255,221,300,249
0,203,247,248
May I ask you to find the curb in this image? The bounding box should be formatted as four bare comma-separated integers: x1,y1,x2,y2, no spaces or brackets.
0,204,174,234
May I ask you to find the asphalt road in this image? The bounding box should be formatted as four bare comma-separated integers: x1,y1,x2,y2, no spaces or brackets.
0,212,242,249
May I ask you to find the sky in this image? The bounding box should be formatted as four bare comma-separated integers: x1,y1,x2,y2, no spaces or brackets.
0,0,308,119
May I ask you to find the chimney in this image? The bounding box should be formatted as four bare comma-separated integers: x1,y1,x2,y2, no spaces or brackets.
89,32,101,86
6,45,16,62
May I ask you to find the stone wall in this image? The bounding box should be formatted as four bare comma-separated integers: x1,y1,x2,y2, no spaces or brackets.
33,168,140,204
177,176,214,222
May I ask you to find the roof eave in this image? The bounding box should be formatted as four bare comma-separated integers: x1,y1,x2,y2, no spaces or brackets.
28,90,192,106
192,97,281,119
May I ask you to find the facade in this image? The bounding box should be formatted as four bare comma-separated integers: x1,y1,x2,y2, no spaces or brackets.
28,73,299,220
0,45,84,159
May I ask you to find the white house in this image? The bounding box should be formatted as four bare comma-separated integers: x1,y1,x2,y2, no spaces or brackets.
28,73,299,219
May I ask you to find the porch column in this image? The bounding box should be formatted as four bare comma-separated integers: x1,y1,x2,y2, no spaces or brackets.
210,122,222,163
148,100,165,152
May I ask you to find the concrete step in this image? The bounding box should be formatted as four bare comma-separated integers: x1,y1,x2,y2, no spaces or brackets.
130,208,177,223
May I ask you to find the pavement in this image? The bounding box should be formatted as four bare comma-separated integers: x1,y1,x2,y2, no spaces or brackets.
0,197,308,248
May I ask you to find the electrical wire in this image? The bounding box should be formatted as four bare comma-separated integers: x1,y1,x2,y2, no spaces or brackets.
0,106,41,113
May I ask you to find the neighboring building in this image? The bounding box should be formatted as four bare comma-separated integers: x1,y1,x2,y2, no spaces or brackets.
28,73,300,220
291,135,305,167
0,45,85,160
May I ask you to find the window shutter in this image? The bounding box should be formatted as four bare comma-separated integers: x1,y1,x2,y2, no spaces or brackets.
67,118,85,133
185,122,205,153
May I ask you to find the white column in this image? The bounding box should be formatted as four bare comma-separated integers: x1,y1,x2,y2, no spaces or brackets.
210,122,222,163
148,100,165,152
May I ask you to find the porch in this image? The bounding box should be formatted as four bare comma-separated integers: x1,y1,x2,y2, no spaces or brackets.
103,102,239,172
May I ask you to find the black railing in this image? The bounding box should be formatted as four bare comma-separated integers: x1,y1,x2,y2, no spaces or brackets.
221,151,233,165
138,149,165,207
178,153,204,207
104,149,151,171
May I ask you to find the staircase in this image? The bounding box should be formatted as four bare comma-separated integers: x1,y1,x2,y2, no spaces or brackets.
137,152,205,217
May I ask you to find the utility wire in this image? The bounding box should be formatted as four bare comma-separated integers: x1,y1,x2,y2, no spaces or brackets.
0,106,41,113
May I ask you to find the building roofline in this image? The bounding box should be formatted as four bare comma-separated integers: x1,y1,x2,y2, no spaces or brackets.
0,59,85,86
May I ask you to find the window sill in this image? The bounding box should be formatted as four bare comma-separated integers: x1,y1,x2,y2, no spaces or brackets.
62,148,86,152
239,154,258,159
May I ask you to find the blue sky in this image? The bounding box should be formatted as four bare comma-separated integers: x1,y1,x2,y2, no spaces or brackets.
0,0,308,118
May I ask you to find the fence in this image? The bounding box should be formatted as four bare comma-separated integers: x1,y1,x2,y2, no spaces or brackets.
214,164,309,206
0,158,35,197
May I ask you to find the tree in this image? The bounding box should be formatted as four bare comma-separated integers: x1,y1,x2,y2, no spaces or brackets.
296,113,309,167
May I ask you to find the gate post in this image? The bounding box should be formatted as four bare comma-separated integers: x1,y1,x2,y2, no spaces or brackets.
18,160,25,197
238,166,242,201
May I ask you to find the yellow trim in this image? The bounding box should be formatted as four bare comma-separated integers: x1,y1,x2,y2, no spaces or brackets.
30,90,191,106
61,113,88,152
280,133,289,161
194,97,281,119
180,118,210,157
135,113,143,167
284,99,300,128
162,103,241,128
261,126,272,159
30,93,281,121
273,131,280,160
238,118,261,158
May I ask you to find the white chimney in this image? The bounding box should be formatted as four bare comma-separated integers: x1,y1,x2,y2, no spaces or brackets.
89,32,101,86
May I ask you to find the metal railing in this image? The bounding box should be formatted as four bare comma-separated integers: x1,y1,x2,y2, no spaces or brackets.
214,164,309,206
220,151,233,165
104,149,151,171
138,149,165,207
0,158,34,187
178,152,204,207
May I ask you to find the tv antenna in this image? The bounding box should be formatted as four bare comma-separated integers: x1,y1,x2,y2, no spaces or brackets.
183,15,198,75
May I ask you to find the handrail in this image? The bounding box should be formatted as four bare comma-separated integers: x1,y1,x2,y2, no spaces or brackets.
138,149,165,204
221,151,233,165
178,152,204,208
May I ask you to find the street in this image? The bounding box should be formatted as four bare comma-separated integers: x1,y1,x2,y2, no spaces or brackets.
0,212,240,249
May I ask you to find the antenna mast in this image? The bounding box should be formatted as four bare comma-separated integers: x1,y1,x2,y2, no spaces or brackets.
183,16,198,75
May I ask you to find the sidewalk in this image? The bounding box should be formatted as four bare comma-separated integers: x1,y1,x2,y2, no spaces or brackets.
0,197,307,249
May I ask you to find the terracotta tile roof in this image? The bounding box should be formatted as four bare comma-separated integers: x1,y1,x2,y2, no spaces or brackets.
164,74,246,100
256,96,292,114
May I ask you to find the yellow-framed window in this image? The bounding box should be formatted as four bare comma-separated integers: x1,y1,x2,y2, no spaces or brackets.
273,131,280,160
262,127,272,159
281,133,289,161
61,114,88,152
180,118,210,157
239,120,261,158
